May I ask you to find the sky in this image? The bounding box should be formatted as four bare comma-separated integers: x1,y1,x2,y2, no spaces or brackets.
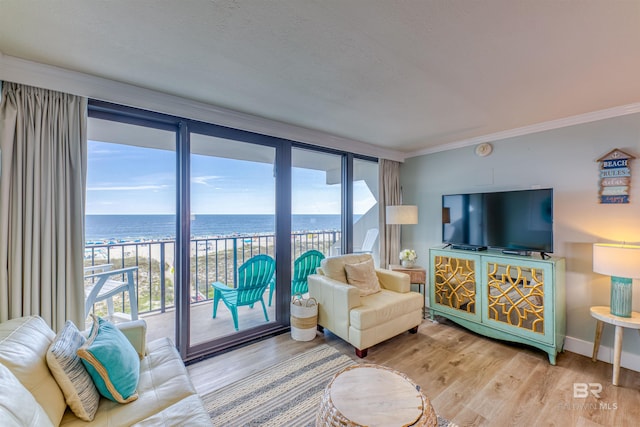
86,140,376,216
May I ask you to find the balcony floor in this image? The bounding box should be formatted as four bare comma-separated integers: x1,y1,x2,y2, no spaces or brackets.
141,292,280,345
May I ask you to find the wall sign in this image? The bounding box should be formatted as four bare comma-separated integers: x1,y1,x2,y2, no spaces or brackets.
597,149,635,204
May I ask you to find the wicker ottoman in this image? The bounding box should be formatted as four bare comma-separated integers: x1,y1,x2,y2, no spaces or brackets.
316,364,437,427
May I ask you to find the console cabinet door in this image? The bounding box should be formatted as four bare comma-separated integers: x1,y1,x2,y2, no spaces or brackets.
430,250,481,323
480,256,554,345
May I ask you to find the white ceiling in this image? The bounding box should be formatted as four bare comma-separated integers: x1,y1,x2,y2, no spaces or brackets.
1,0,640,157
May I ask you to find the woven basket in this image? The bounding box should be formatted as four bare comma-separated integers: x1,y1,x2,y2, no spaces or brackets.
316,364,438,427
291,293,318,341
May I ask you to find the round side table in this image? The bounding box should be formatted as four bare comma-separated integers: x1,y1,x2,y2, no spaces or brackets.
316,364,437,426
590,306,640,386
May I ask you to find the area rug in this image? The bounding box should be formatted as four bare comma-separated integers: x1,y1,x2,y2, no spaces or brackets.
203,344,456,427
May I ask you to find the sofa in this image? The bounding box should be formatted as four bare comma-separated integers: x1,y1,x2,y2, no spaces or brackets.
0,315,211,426
308,253,424,358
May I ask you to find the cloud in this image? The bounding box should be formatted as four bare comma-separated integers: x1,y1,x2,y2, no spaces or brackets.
191,175,221,185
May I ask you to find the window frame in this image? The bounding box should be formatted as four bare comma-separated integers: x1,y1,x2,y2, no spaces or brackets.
87,99,377,361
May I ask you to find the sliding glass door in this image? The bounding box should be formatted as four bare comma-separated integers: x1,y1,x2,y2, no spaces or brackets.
87,100,376,360
292,148,343,260
85,116,177,343
188,132,277,346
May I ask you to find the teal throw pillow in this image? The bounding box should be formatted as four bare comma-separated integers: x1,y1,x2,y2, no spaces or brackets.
77,315,140,403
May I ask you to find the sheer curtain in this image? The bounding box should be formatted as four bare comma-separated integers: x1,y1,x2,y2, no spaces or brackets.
378,159,402,268
0,81,87,330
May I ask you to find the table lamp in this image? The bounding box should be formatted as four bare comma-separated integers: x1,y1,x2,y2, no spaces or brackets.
593,243,640,317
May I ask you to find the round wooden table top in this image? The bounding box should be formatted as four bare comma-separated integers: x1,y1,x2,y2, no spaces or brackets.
317,364,436,427
590,306,640,329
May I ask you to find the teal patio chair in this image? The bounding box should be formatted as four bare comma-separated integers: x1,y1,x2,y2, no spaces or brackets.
268,250,325,306
212,254,275,331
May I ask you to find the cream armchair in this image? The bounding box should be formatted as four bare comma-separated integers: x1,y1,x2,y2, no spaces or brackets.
308,253,424,358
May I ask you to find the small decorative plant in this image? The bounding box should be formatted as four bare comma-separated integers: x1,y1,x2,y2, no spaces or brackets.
399,249,417,267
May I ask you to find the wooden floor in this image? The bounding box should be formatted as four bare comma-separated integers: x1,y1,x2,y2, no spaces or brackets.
188,316,640,427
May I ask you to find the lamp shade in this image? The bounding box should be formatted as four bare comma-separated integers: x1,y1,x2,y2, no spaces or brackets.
386,205,418,225
593,243,640,278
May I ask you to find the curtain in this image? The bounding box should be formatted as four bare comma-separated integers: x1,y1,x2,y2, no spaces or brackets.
378,159,402,268
0,81,87,331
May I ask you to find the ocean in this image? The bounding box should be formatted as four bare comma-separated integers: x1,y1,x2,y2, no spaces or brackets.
85,214,344,243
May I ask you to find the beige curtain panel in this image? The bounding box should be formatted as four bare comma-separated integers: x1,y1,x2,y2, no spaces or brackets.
378,159,402,268
0,81,87,330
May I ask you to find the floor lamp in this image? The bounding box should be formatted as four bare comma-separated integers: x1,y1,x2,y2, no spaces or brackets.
386,205,419,264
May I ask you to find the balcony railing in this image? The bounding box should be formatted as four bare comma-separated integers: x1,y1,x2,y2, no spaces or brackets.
84,230,340,316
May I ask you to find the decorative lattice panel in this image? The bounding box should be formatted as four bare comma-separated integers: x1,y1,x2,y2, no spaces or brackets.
486,262,545,334
433,256,476,313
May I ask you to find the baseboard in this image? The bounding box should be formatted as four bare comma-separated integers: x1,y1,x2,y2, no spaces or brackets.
563,335,640,373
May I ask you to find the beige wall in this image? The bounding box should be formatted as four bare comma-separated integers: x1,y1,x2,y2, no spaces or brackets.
401,112,640,371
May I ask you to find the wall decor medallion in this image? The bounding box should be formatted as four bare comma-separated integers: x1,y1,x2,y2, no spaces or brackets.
597,149,635,204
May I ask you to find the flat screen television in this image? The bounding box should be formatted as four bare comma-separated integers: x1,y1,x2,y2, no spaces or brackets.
442,188,553,254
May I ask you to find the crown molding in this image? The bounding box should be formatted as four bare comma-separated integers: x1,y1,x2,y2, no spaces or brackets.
0,53,406,162
407,102,640,158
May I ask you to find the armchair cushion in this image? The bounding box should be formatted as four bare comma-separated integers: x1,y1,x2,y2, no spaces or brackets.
0,316,66,426
0,362,54,427
350,289,425,330
59,336,207,426
46,321,100,421
77,316,140,403
130,395,213,426
344,258,381,296
376,269,411,293
115,319,147,359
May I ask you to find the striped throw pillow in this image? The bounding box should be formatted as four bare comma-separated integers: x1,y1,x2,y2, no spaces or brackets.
46,321,100,421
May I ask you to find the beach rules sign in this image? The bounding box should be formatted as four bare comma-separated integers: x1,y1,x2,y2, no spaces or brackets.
597,149,635,204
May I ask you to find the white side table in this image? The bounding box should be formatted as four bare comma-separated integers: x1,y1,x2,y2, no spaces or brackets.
590,305,640,386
